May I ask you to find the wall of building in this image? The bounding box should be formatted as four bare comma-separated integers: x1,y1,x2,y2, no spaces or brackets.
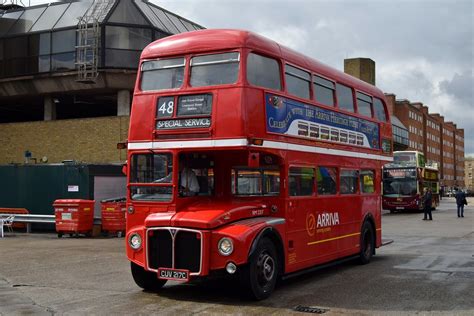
442,123,456,187
395,101,424,152
455,129,465,187
465,157,474,190
0,116,129,164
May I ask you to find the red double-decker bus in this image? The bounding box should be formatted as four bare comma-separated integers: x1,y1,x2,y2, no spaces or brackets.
125,29,393,299
382,151,439,212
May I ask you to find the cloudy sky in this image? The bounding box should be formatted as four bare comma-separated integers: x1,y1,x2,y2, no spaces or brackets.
157,0,473,156
29,0,473,155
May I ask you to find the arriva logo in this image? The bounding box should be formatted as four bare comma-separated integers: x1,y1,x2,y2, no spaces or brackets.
317,212,340,228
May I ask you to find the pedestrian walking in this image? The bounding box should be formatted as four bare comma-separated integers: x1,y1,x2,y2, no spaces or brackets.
455,188,467,218
422,187,433,220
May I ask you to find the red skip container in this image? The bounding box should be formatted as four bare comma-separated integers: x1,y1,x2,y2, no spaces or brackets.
101,197,126,237
54,199,95,238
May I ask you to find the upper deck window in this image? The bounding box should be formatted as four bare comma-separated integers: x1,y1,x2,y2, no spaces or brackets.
141,57,185,91
373,97,387,122
313,75,335,106
336,83,355,113
190,52,240,87
356,92,373,118
247,53,281,90
285,64,311,99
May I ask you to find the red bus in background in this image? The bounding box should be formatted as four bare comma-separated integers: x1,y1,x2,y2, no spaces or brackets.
383,151,439,212
125,29,393,300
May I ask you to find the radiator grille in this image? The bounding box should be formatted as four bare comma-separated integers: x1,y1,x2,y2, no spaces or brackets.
147,228,202,274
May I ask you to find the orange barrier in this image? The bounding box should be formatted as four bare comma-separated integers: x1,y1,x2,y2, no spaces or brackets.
0,208,29,229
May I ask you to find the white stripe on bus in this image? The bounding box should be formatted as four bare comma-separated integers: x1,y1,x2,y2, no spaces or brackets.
128,138,393,162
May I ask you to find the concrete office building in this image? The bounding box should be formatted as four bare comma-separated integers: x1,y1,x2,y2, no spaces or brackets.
0,0,203,164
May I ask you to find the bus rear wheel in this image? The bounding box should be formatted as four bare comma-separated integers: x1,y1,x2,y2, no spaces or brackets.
240,237,279,300
130,262,167,291
359,221,374,264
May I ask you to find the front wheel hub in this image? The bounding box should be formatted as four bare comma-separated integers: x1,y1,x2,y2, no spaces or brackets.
257,252,275,285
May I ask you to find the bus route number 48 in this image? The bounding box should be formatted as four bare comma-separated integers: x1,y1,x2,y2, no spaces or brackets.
158,99,175,117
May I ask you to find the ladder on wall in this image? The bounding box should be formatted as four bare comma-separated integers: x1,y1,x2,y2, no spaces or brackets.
75,0,114,83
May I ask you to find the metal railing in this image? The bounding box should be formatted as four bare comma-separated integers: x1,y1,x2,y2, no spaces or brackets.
0,214,102,233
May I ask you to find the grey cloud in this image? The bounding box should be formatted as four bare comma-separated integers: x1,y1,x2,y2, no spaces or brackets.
439,71,474,104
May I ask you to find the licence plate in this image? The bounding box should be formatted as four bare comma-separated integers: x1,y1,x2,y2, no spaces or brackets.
396,207,404,210
61,213,72,220
157,268,189,281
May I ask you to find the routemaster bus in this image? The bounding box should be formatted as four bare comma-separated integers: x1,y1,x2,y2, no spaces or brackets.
382,151,439,212
125,29,393,300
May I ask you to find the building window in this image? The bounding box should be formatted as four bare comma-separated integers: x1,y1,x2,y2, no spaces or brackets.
105,26,151,68
106,26,151,50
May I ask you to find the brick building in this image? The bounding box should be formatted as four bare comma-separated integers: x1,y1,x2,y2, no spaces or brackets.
386,98,464,189
344,58,465,190
0,0,203,165
465,157,474,191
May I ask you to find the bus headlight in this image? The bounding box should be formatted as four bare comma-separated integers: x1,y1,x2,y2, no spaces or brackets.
129,233,142,250
218,237,234,256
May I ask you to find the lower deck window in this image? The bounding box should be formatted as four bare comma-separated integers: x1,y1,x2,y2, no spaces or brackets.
289,167,314,196
340,170,358,194
317,167,337,195
232,168,280,196
360,170,375,193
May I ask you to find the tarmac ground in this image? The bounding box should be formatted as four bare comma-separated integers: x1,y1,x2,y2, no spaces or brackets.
0,197,473,315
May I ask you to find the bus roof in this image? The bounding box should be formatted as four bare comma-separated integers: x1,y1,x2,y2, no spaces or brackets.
141,29,385,98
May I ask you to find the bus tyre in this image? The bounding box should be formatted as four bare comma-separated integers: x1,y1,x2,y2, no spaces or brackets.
130,262,167,291
240,237,278,300
359,222,374,265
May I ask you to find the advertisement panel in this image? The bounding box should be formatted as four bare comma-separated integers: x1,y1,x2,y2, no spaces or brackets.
265,93,380,149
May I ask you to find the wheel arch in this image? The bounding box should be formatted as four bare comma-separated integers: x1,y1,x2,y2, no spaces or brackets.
361,212,376,254
248,226,285,276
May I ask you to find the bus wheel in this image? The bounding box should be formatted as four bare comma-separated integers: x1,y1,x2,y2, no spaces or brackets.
240,237,278,300
359,222,374,264
130,262,167,291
